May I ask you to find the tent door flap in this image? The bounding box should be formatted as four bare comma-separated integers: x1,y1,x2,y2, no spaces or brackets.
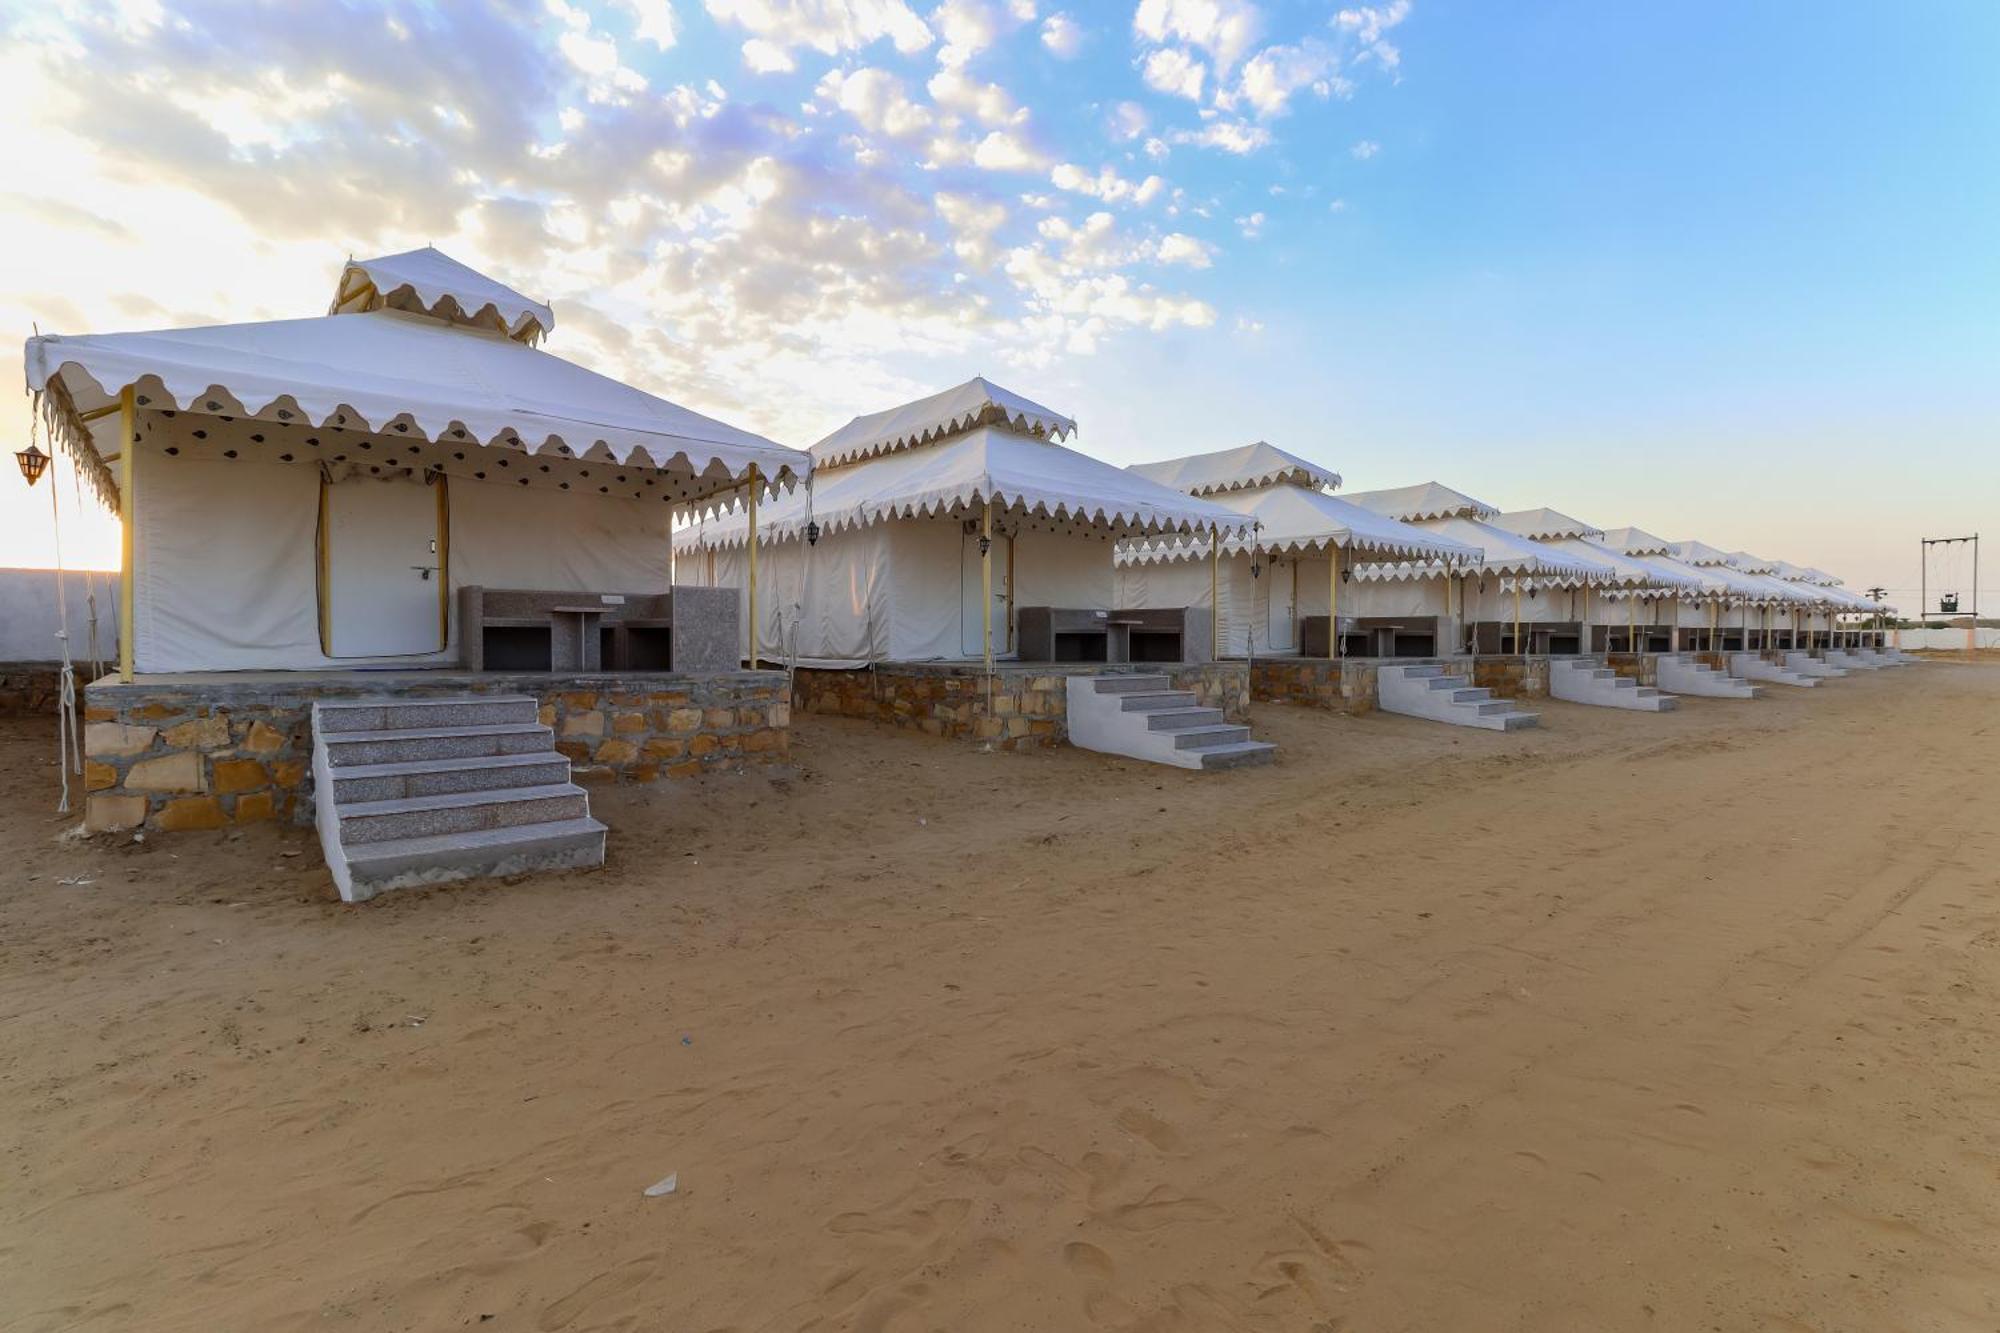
324,473,446,658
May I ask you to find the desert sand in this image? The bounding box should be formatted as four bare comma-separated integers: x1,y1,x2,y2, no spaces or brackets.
3,664,1998,1332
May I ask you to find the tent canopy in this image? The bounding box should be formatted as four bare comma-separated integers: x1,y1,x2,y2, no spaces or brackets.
1629,551,1784,604
1344,480,1497,522
26,259,808,510
678,422,1246,552
1116,479,1482,565
1126,441,1341,498
810,377,1075,469
331,246,554,343
1597,525,1679,557
1727,550,1782,575
1490,507,1604,542
1669,539,1741,568
1356,514,1614,585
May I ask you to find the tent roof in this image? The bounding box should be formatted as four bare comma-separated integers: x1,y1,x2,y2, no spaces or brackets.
26,305,807,510
1804,566,1845,586
1490,507,1605,541
676,424,1244,551
1626,551,1784,603
1356,514,1614,585
1126,441,1341,497
1535,536,1704,592
1596,525,1678,557
1116,480,1481,566
811,377,1074,469
1668,539,1740,568
1726,550,1781,575
331,247,554,343
1343,480,1497,522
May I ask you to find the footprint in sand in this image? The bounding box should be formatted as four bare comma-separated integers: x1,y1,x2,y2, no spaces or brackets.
1063,1241,1116,1283
1105,1186,1225,1232
538,1253,661,1331
1114,1106,1184,1153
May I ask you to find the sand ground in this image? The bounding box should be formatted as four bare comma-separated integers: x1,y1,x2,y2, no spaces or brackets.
3,663,1998,1332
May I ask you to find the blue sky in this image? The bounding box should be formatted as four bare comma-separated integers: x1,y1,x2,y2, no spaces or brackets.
1,0,1993,603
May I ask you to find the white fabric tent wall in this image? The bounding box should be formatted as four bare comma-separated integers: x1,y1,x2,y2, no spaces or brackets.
132,413,666,673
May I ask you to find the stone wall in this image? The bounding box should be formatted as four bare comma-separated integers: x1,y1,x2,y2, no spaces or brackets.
792,662,1248,750
1470,656,1551,700
1603,653,1661,687
1248,657,1378,716
0,663,105,718
81,671,789,833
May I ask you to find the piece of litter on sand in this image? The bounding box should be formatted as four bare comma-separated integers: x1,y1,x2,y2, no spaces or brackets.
680,1035,693,1046
644,1172,679,1197
281,850,301,858
57,876,94,887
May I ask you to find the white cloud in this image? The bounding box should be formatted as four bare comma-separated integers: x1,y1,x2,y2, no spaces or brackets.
1133,0,1261,75
703,0,933,62
1040,12,1083,58
608,0,679,49
1235,210,1265,238
1142,47,1205,101
972,128,1047,171
1327,197,1347,212
1336,0,1411,71
1050,163,1165,206
740,37,796,71
927,67,1020,127
1238,39,1352,118
1108,100,1149,142
931,0,1035,68
1167,120,1270,154
816,67,932,138
1154,232,1212,267
1350,138,1379,159
935,191,1009,268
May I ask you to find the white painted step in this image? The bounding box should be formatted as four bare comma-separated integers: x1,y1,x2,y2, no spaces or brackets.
1656,654,1761,699
1728,653,1818,688
1065,675,1276,770
1549,657,1677,712
1820,649,1879,671
338,818,608,903
1378,663,1539,731
1783,651,1847,678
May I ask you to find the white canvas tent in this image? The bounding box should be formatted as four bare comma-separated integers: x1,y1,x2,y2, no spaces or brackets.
673,379,1247,667
24,248,809,675
1596,526,1771,648
1114,443,1481,656
1491,509,1703,651
1346,483,1613,654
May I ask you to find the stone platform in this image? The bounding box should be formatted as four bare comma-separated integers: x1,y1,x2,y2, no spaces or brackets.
82,668,790,833
791,661,1248,750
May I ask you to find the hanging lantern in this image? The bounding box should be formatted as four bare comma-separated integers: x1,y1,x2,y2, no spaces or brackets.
977,534,991,557
14,443,49,487
805,519,821,546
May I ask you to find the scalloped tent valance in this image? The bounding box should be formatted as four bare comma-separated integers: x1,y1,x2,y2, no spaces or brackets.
1112,479,1479,566
1126,441,1342,498
25,307,807,511
1353,514,1616,586
810,377,1075,469
331,247,555,344
675,424,1245,553
1596,525,1678,558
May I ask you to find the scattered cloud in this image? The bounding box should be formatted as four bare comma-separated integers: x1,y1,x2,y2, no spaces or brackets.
972,127,1048,171
1155,232,1213,268
1134,0,1261,75
1050,163,1165,206
1167,120,1271,154
1142,46,1205,101
1040,13,1083,59
1108,100,1149,142
703,0,934,62
1350,138,1380,159
1236,211,1266,238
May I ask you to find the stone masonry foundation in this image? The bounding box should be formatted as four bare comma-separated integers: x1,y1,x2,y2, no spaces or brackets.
1247,657,1379,716
792,662,1249,749
1470,656,1551,701
82,670,789,833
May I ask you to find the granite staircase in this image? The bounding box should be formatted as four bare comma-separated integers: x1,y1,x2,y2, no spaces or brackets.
1656,654,1761,699
1549,657,1677,712
1064,674,1276,771
1378,662,1539,731
1727,653,1818,688
311,695,606,903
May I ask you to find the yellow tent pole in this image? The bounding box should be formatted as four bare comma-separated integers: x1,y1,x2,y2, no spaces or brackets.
745,463,759,666
1210,525,1222,658
1328,543,1340,659
118,386,135,682
981,499,994,674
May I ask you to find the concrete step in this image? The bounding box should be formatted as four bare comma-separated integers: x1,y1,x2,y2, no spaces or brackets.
314,695,540,733
1118,691,1200,712
337,783,590,845
340,817,609,904
1447,687,1491,703
1144,706,1226,731
320,722,555,767
1474,700,1516,716
328,751,573,805
1167,723,1254,750
1187,739,1278,770
1092,674,1174,694
1494,711,1540,731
